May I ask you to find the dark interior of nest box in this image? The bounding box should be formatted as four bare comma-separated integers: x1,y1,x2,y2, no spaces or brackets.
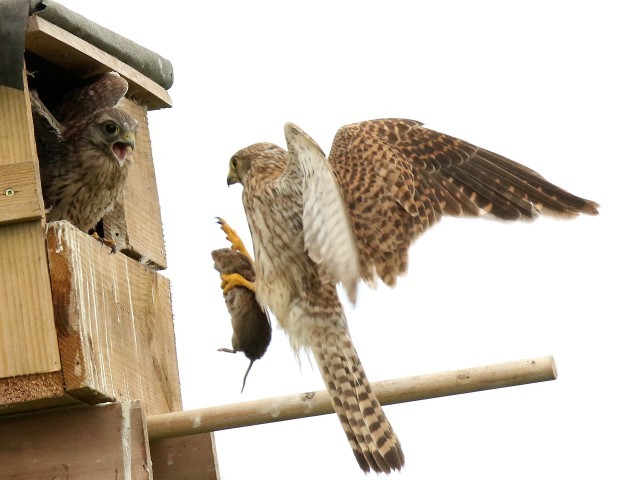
25,51,134,258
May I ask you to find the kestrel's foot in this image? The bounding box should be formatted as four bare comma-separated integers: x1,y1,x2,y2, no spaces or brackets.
220,272,255,294
91,231,117,254
216,217,253,262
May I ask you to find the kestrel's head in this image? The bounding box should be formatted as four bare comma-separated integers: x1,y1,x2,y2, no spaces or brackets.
80,107,138,167
227,142,286,186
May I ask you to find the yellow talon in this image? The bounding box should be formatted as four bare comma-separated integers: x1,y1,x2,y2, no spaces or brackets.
91,230,117,253
221,272,256,294
216,217,253,262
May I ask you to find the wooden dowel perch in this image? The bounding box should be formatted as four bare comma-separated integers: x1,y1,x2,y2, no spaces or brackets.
147,356,556,441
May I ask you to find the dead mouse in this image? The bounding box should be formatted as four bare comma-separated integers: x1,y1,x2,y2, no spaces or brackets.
212,247,271,392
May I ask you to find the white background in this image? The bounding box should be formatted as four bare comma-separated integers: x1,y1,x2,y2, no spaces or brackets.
54,1,615,478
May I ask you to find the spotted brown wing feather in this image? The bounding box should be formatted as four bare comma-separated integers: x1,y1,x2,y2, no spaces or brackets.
53,72,129,125
212,248,271,392
278,128,404,472
29,89,65,184
328,118,599,287
41,107,137,232
227,118,597,474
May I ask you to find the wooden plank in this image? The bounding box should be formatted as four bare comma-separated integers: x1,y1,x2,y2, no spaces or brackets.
47,221,181,416
0,73,46,224
102,98,167,269
150,433,220,480
0,400,152,480
26,16,172,111
0,75,60,382
0,80,40,166
0,161,44,225
0,220,60,378
0,371,80,416
0,371,64,406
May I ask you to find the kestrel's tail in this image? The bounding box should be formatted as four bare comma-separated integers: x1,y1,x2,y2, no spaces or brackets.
309,323,405,473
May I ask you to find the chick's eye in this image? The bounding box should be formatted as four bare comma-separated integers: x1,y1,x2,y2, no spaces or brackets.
104,123,119,135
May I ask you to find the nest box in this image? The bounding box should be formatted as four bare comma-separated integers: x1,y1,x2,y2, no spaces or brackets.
0,1,180,417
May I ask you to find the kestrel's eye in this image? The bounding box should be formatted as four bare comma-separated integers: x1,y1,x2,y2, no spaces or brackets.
231,157,238,168
104,122,119,135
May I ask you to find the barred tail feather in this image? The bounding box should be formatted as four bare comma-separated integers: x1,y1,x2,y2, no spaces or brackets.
309,324,404,473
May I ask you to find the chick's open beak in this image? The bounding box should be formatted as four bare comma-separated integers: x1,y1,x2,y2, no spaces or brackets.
112,131,136,164
122,131,136,150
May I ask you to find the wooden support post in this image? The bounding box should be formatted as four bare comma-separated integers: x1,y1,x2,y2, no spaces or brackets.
0,401,152,479
147,356,557,440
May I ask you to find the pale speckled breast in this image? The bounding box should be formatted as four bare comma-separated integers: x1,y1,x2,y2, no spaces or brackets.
44,146,131,231
243,181,307,326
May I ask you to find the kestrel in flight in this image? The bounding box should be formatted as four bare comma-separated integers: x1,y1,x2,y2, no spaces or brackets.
225,118,598,473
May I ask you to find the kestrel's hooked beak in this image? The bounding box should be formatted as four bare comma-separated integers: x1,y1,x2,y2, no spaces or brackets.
112,131,136,165
227,166,239,186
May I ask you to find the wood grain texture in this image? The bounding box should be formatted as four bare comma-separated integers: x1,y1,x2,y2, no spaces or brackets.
0,371,79,415
147,357,557,440
0,400,152,480
102,98,167,269
0,221,60,378
0,161,44,225
150,433,220,480
0,75,60,386
25,16,172,110
0,82,45,226
47,221,180,415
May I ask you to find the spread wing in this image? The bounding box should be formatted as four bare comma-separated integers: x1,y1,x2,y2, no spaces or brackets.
283,123,360,302
327,118,599,287
29,89,65,190
53,72,129,125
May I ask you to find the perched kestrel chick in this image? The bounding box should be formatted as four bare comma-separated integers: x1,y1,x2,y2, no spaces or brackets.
30,72,137,236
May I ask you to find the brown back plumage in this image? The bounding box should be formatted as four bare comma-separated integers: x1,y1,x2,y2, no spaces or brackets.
329,118,599,286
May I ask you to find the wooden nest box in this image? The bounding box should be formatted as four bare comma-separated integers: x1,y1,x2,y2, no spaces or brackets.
0,2,217,478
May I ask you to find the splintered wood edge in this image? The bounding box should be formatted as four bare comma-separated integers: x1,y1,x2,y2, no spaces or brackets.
0,371,63,404
46,221,181,415
26,16,172,110
0,371,82,416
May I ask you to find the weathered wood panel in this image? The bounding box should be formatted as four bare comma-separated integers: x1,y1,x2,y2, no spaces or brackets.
0,401,152,480
47,221,180,415
103,98,167,269
150,433,220,480
0,161,44,225
0,82,59,380
26,16,172,110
